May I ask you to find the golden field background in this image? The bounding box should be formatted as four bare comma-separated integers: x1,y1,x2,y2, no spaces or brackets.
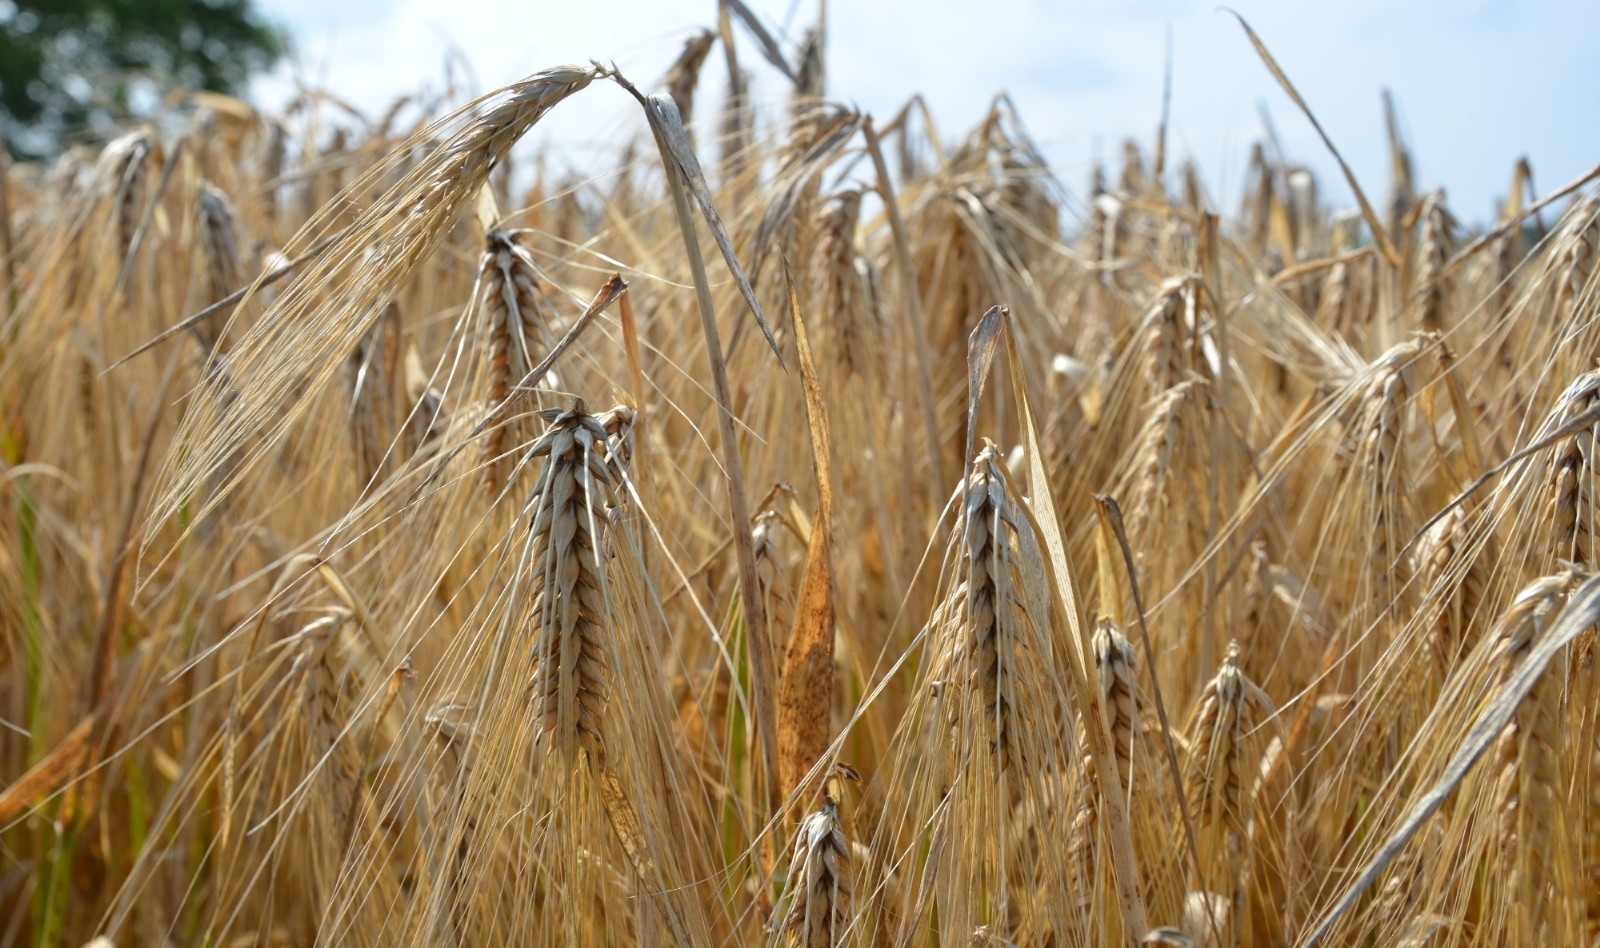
2,14,1599,946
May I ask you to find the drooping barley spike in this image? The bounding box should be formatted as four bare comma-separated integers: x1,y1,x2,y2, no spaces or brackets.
256,117,286,219
1130,379,1201,543
1556,196,1598,326
1546,370,1600,568
813,188,868,373
982,125,1059,268
1412,499,1487,674
1486,575,1572,942
478,229,553,496
935,441,1046,771
1489,223,1524,325
1067,621,1140,924
153,67,603,535
1352,341,1421,612
777,764,858,948
1314,214,1358,332
97,130,155,258
1414,191,1451,332
1141,277,1196,396
288,614,364,870
1184,642,1271,946
496,398,705,943
1187,643,1250,838
347,300,402,483
1551,433,1593,566
196,181,243,353
881,434,1086,940
520,399,618,760
752,506,796,656
1092,619,1139,794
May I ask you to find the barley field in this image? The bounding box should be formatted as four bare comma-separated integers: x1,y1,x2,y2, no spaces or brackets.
1,14,1599,948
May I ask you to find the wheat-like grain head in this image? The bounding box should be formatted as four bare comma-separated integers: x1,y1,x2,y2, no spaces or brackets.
875,440,1076,943
1484,574,1574,943
777,766,857,947
519,400,618,759
1185,643,1271,862
1414,191,1451,332
1545,371,1600,568
940,442,1047,771
813,188,869,374
1412,499,1487,677
476,229,554,496
1092,619,1139,793
1128,379,1202,551
1352,340,1422,615
1141,277,1198,396
96,129,157,258
196,181,244,352
1556,196,1598,326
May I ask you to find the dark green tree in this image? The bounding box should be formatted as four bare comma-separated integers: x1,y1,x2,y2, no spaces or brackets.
0,0,286,159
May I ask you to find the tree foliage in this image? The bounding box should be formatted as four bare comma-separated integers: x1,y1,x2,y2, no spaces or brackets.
0,0,285,158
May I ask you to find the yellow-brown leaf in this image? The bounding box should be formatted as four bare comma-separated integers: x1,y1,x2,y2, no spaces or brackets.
777,258,836,805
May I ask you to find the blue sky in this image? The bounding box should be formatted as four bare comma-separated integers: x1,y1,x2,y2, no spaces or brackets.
251,0,1598,226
